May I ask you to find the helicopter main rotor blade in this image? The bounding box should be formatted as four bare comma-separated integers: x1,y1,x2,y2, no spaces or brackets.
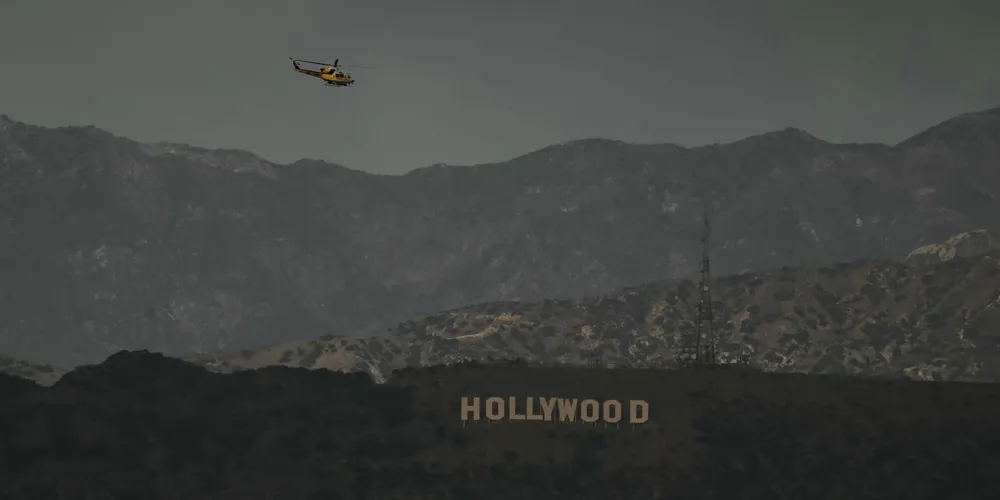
292,58,374,69
293,59,337,66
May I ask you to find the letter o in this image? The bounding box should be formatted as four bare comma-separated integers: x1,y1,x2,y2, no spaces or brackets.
580,399,599,423
486,397,505,420
602,400,622,423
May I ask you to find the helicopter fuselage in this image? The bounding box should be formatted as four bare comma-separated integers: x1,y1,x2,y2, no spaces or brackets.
291,58,356,86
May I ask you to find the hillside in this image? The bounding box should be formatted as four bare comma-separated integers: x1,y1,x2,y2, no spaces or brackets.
192,243,1000,383
0,350,997,499
5,231,999,386
2,107,1000,367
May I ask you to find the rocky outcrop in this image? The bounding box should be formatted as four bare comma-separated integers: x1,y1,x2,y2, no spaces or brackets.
905,229,1000,266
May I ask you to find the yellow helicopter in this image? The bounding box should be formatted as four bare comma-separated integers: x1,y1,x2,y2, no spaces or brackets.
289,57,371,87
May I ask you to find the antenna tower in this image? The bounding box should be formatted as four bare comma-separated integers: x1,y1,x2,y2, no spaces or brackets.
695,209,718,365
675,205,719,366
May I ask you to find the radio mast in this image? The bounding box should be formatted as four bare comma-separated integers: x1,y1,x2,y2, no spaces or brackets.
695,209,718,365
675,204,757,368
675,205,718,366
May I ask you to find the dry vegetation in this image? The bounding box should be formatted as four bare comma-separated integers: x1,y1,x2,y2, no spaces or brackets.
189,247,1000,384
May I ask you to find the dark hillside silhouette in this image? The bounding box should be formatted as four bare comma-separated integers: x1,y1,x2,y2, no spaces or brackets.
0,351,998,499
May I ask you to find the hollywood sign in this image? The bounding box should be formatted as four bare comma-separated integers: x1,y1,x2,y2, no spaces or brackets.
461,397,649,424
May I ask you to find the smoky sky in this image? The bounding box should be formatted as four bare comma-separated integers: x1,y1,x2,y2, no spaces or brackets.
1,0,999,174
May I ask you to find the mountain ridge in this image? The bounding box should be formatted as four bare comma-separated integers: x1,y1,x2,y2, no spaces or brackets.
4,107,994,175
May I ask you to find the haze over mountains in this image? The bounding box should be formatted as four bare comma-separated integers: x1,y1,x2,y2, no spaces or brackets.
1,107,999,368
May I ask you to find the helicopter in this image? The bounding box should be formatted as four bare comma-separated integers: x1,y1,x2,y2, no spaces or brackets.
289,57,371,87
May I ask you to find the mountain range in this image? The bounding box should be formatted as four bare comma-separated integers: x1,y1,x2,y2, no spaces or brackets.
1,106,999,368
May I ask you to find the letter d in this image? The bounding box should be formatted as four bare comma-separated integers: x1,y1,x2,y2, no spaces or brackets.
629,400,649,424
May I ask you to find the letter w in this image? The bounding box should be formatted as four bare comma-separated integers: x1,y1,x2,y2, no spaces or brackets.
557,398,578,422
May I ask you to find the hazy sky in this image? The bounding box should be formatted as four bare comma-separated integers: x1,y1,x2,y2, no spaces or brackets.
1,0,999,173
